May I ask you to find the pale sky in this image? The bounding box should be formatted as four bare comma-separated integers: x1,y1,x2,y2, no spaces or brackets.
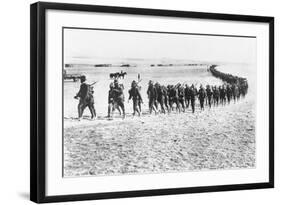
64,28,256,65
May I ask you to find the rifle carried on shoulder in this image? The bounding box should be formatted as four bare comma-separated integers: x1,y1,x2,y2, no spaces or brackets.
89,81,98,86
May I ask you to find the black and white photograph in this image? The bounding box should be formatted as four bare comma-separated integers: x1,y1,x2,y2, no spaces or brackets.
28,2,274,203
63,27,256,177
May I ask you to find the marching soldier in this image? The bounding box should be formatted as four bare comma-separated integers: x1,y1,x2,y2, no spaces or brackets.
212,86,219,106
190,84,197,113
184,84,191,108
162,85,170,113
168,85,180,112
128,80,143,116
107,82,122,118
226,84,232,104
219,85,226,105
155,82,166,114
147,80,158,114
198,85,206,111
112,79,126,119
178,84,186,112
107,82,114,118
206,85,213,108
74,75,96,120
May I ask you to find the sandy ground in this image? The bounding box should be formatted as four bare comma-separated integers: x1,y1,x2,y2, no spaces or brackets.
64,96,255,177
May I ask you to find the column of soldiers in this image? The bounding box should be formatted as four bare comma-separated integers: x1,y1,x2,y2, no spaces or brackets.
74,66,248,119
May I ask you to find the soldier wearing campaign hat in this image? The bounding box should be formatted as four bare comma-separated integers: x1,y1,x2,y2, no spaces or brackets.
74,75,96,120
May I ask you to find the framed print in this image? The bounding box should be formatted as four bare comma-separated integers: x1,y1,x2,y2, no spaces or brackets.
30,2,274,203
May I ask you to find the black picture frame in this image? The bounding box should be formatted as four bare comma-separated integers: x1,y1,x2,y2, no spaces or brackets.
30,2,274,203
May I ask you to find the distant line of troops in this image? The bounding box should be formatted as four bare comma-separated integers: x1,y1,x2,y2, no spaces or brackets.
74,65,248,120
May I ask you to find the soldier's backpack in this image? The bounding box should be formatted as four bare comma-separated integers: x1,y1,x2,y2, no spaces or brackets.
85,84,94,102
88,84,94,95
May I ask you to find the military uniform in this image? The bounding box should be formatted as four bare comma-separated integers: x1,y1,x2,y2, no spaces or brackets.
162,86,170,113
226,85,232,104
155,83,166,114
184,85,191,108
75,76,96,119
147,82,157,114
190,86,197,113
128,81,143,116
219,86,226,105
168,86,180,112
112,81,125,118
206,86,213,108
108,83,120,117
213,87,219,106
178,86,185,112
198,87,206,110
